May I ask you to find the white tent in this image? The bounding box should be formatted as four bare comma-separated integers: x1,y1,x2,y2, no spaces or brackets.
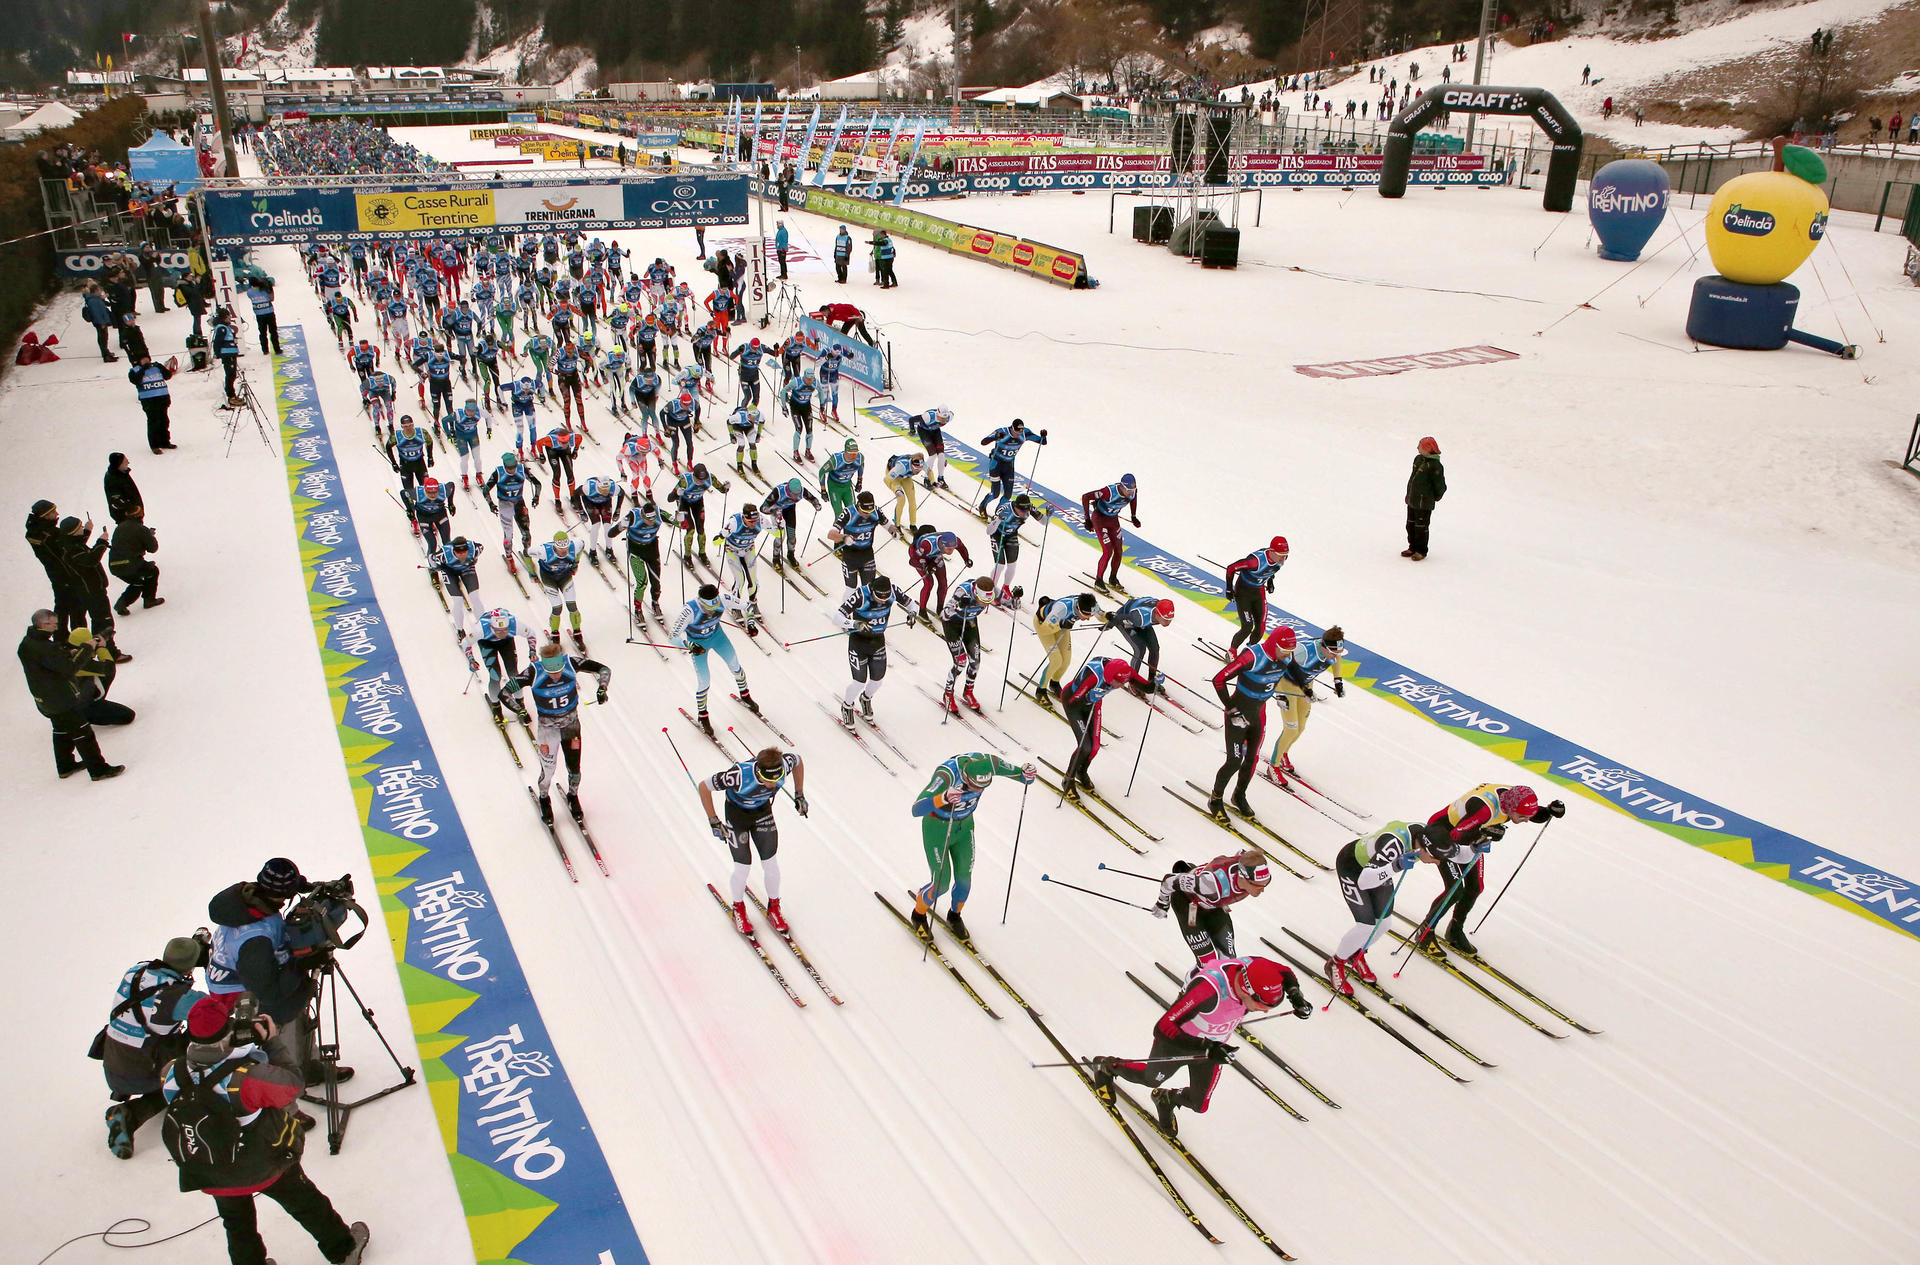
3,101,81,138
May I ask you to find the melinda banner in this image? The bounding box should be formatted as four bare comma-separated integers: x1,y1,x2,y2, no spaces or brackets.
272,327,650,1263
858,401,1920,943
205,174,749,245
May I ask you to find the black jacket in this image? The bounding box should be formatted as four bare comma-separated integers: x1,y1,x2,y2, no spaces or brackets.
52,529,109,595
104,458,143,523
24,511,64,587
1406,454,1447,509
17,626,83,716
109,519,156,567
207,884,312,1023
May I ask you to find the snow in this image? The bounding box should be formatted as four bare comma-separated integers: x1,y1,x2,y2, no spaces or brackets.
7,123,1920,1265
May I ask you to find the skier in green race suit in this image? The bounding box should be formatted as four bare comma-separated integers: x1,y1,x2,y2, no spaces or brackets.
910,752,1036,939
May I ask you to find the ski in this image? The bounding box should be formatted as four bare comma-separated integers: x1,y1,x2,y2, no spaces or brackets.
1019,1015,1220,1248
731,694,795,745
1152,686,1221,730
1284,764,1370,820
746,888,843,1005
1279,930,1504,1062
914,682,1010,754
501,551,531,598
1040,758,1163,841
1107,1084,1293,1259
1162,786,1309,881
486,700,524,768
921,897,1038,1013
1181,781,1328,873
526,787,579,882
1384,915,1600,1035
1016,683,1125,741
564,801,611,877
1385,920,1582,1037
423,566,451,612
1075,572,1130,597
857,712,913,763
707,883,806,1007
1124,972,1306,1122
678,706,732,757
816,698,896,773
584,553,619,590
1265,943,1471,1083
1254,763,1356,828
625,602,670,662
1034,774,1147,855
1154,962,1341,1109
873,892,1000,1019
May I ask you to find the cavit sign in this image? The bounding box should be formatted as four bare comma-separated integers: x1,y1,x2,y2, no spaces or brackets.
1294,345,1519,378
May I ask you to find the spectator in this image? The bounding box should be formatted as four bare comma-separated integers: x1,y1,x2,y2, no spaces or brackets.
25,499,81,628
104,265,137,326
1890,112,1903,141
137,240,169,314
207,858,355,1085
833,225,853,283
17,609,124,780
129,352,179,454
96,934,208,1158
162,1001,370,1265
775,220,790,280
105,451,144,524
110,504,163,613
1403,435,1446,561
65,625,135,724
55,515,128,661
81,281,118,362
871,231,897,289
212,308,242,405
1909,114,1918,144
119,311,149,363
180,272,209,343
241,275,282,356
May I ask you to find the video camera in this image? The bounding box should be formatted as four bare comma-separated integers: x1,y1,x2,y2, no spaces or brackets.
283,875,369,960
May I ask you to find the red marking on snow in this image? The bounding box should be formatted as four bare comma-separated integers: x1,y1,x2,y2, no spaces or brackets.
1293,345,1519,379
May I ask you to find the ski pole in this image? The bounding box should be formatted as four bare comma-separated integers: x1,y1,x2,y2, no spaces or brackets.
1470,817,1554,934
783,629,853,648
1096,862,1164,883
1038,873,1157,912
998,504,1054,709
1001,779,1031,925
1392,861,1468,979
1123,689,1156,799
661,727,699,785
1030,1054,1216,1070
1313,864,1418,1013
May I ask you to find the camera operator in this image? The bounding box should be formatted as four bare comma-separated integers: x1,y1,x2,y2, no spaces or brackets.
206,858,354,1084
92,932,208,1158
164,1000,370,1265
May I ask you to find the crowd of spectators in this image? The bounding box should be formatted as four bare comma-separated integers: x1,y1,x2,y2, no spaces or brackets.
256,120,453,177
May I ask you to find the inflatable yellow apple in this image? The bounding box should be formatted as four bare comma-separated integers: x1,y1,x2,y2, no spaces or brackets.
1705,149,1830,284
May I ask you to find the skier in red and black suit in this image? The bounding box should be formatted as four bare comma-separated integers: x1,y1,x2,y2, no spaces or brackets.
1415,783,1563,954
1090,956,1308,1137
1223,536,1287,653
1152,850,1273,968
1058,656,1143,803
1207,625,1310,821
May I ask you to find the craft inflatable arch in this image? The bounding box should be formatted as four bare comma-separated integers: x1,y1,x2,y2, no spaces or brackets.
1380,86,1584,211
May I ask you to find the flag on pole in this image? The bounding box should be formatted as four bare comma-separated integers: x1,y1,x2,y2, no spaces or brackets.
892,120,929,206
749,98,765,165
853,110,882,187
867,118,903,199
796,104,823,180
812,106,848,186
774,102,793,167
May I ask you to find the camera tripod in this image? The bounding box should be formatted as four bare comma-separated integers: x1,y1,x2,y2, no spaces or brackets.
301,954,417,1154
220,369,273,457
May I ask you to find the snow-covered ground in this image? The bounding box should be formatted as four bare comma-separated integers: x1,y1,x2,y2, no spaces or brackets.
8,126,1920,1265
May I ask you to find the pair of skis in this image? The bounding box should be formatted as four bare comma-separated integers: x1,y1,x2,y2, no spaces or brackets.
710,884,843,1007
525,785,608,882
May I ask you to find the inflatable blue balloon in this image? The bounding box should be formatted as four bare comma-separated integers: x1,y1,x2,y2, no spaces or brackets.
1588,159,1670,262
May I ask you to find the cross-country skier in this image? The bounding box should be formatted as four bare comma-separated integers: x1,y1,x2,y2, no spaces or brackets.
1224,537,1288,654
1060,657,1145,801
908,753,1037,938
938,576,993,715
473,607,533,727
715,501,767,608
1324,821,1445,995
1089,955,1308,1136
531,530,587,648
819,437,864,516
1413,784,1563,955
482,451,542,557
667,462,725,571
826,489,898,596
1031,592,1102,708
1267,625,1346,786
669,583,760,732
439,399,484,489
432,535,483,638
762,477,821,570
1105,596,1175,694
1152,851,1273,968
785,368,818,459
882,452,925,528
409,476,455,554
908,527,969,619
505,636,610,827
1209,625,1307,821
911,406,953,489
829,573,916,726
698,746,807,934
985,492,1043,609
1080,473,1139,592
977,419,1046,518
571,475,617,564
615,498,665,618
384,415,434,503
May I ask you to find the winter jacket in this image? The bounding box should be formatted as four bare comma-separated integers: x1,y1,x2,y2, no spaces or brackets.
17,625,84,717
24,510,64,586
206,884,310,1023
52,527,109,595
104,456,143,523
1406,453,1447,509
82,291,113,328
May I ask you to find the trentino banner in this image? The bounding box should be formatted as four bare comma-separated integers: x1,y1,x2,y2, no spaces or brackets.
272,326,651,1263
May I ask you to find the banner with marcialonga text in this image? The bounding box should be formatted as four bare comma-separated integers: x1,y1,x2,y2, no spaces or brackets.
857,402,1920,942
273,327,652,1264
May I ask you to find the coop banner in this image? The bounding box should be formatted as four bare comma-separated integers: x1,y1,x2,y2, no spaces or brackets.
206,175,749,244
272,327,651,1265
858,401,1920,943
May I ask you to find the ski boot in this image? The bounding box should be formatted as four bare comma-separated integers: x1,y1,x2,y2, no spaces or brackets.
1444,919,1477,957
1412,924,1447,959
1087,1056,1117,1100
922,475,935,490
1033,686,1055,711
1089,577,1110,594
941,687,960,716
650,597,663,617
698,550,713,569
633,598,646,620
804,447,814,461
696,709,716,737
588,548,600,566
570,628,587,650
750,456,762,474
1348,950,1378,986
838,701,857,730
1280,753,1297,776
1062,783,1084,805
1228,793,1258,822
1150,1088,1181,1138
736,689,760,714
508,696,531,724
730,901,752,935
536,791,555,826
765,898,789,933
910,904,931,938
735,455,746,472
566,790,584,826
1076,770,1094,792
936,477,951,490
461,474,470,489
1206,795,1230,826
682,552,695,570
786,548,799,567
858,693,874,720
105,1104,133,1159
1324,955,1354,997
961,685,982,713
944,906,971,941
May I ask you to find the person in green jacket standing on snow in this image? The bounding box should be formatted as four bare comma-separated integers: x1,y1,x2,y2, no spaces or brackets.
1403,435,1446,561
910,752,1037,940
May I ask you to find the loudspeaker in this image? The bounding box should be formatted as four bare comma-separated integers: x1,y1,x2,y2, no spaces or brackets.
1199,225,1240,269
1204,113,1232,186
1133,205,1174,243
1171,115,1195,175
1168,210,1222,256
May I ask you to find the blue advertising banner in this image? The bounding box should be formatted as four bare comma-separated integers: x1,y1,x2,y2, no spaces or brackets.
273,326,651,1263
205,174,749,246
792,314,885,393
858,402,1920,942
